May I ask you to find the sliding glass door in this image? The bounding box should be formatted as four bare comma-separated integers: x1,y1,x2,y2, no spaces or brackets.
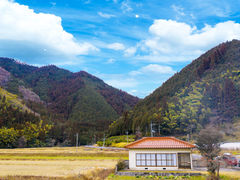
178,153,191,169
136,153,177,167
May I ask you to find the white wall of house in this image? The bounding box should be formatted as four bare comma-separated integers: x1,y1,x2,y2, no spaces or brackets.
129,149,192,170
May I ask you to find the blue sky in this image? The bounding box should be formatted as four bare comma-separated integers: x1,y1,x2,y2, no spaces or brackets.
1,0,240,97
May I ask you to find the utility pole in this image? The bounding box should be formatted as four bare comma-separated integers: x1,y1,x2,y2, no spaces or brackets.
191,124,194,139
126,131,128,143
150,121,153,137
158,124,160,136
103,133,105,147
76,133,78,151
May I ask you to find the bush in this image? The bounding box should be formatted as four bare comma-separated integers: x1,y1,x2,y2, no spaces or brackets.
80,168,114,180
111,142,129,148
97,141,103,146
116,160,126,171
16,136,27,148
97,135,136,147
0,127,19,148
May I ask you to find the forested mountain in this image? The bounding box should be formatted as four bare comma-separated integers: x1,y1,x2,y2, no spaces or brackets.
109,40,240,140
0,87,51,147
0,58,139,145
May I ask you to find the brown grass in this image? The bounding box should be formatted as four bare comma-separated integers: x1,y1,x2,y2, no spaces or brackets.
0,147,123,179
0,168,115,180
0,159,117,177
80,168,115,180
0,147,127,155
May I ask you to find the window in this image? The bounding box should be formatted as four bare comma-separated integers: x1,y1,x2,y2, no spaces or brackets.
161,154,166,166
136,153,177,167
156,154,161,166
151,154,156,166
136,154,141,166
173,154,177,166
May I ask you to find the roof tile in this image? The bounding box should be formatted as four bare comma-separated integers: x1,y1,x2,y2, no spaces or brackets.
125,137,195,149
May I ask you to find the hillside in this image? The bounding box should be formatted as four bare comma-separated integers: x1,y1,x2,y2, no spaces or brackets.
109,40,240,140
0,87,54,148
0,58,139,145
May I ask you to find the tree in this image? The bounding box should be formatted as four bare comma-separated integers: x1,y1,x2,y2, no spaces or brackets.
196,127,223,180
135,127,142,140
0,127,19,148
222,78,238,121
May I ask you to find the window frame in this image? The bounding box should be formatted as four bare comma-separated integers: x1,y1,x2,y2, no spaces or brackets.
135,153,177,167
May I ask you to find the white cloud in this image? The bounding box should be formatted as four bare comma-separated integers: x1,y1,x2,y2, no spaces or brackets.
136,20,240,63
190,13,195,19
96,63,175,97
106,43,125,50
171,5,185,17
140,64,175,74
135,14,139,18
130,64,175,76
97,73,134,89
124,46,136,56
127,89,137,96
52,61,80,66
196,0,231,18
121,0,133,13
0,0,97,63
98,12,115,19
106,78,138,89
106,58,116,64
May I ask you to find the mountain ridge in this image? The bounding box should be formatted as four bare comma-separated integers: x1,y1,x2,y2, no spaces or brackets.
109,39,240,140
0,58,139,144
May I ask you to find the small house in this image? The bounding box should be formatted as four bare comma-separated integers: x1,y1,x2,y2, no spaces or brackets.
125,137,195,170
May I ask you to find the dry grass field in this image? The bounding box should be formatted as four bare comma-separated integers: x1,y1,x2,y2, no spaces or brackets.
0,147,239,180
0,147,128,179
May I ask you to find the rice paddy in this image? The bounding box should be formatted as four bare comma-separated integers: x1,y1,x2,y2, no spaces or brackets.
0,147,239,180
0,146,128,179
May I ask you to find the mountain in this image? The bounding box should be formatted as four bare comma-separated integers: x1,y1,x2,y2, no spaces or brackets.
0,86,51,148
109,40,240,140
0,58,139,145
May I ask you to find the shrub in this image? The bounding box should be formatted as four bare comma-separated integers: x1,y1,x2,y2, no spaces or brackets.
116,159,126,171
80,168,114,180
97,135,136,147
16,136,27,148
0,127,19,148
97,141,103,146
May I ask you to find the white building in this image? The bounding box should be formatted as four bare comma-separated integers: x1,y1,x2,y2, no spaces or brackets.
220,142,240,150
125,137,195,170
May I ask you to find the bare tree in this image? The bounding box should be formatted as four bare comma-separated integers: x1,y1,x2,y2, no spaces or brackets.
196,127,223,180
135,126,142,140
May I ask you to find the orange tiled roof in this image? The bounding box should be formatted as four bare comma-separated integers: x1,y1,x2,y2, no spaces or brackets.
125,137,195,149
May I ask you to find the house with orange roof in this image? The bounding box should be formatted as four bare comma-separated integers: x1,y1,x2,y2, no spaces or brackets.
125,137,195,170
